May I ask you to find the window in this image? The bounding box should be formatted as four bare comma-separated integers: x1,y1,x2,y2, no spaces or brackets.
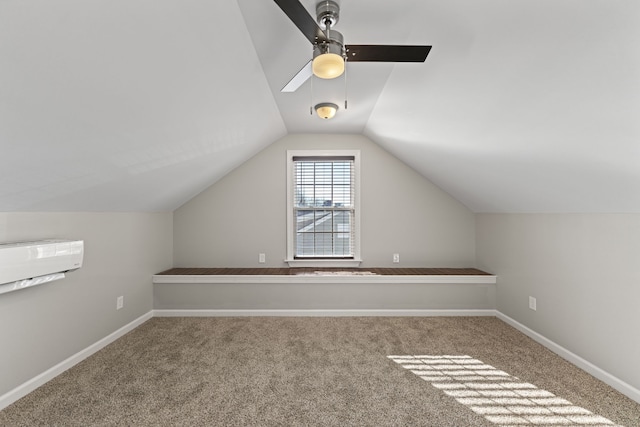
286,150,361,267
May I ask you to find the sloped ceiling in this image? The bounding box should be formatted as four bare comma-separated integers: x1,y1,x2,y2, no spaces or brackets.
1,0,638,213
0,0,286,211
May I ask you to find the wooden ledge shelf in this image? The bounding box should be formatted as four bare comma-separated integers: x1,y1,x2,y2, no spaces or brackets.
153,267,497,285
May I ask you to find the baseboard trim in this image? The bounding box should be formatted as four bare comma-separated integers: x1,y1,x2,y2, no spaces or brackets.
4,309,638,411
0,311,153,411
152,309,498,317
496,311,640,404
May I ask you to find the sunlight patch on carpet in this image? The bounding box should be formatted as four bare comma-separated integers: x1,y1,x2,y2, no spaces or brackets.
388,355,623,427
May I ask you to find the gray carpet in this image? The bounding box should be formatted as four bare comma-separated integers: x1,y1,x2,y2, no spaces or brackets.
0,317,638,426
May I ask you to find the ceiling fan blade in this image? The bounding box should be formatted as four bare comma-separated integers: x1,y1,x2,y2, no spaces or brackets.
273,0,328,45
345,45,432,62
281,60,312,92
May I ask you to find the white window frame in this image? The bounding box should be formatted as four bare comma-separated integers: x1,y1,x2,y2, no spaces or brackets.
285,150,362,267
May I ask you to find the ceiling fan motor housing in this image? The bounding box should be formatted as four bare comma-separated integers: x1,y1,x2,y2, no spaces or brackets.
313,29,344,58
316,0,339,28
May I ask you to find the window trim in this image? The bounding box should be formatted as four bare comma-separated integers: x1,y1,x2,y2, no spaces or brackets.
285,150,362,267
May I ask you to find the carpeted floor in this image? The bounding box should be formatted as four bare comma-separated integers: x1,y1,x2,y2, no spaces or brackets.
0,317,638,426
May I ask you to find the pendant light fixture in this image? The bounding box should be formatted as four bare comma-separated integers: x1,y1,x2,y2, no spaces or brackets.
314,102,338,119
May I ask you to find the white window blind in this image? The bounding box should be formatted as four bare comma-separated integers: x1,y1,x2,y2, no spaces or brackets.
292,156,355,259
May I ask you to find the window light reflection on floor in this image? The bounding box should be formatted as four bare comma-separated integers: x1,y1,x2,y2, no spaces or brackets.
387,355,623,427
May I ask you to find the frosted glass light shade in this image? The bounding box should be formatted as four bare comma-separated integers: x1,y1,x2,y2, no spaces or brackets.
312,53,345,79
315,103,338,119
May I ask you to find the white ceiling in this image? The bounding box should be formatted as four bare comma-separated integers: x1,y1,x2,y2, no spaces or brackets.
1,0,638,213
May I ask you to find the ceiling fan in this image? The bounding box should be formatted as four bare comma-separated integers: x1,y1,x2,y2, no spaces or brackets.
274,0,432,92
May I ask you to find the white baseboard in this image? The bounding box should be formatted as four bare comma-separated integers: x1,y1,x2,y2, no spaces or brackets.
496,311,640,404
152,309,498,317
0,311,153,411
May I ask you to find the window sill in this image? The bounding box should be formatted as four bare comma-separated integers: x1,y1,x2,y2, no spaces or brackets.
285,259,363,268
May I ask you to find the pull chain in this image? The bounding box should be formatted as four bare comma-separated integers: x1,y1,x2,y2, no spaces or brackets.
310,72,314,115
344,58,348,110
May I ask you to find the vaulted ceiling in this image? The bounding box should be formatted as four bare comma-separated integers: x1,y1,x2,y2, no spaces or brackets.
1,0,638,212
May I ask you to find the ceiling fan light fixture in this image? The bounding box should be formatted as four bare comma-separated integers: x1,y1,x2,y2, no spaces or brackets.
315,102,338,119
312,30,345,79
312,53,344,79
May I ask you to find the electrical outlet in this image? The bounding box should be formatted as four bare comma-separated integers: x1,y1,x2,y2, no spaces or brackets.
117,295,124,310
529,296,536,311
259,253,266,263
393,253,400,263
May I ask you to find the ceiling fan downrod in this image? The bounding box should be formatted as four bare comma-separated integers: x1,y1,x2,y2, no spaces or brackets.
314,0,345,60
316,0,339,30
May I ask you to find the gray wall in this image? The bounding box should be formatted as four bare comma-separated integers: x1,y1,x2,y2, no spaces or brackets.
174,134,476,268
0,212,172,396
476,213,640,391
